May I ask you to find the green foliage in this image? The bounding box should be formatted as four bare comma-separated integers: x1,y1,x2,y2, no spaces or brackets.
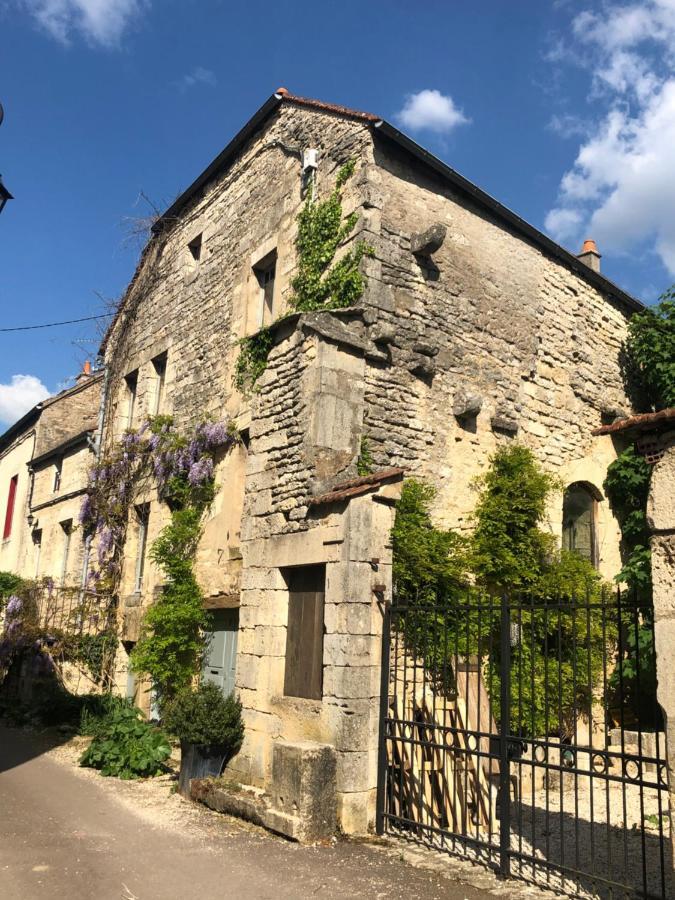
80,703,171,779
163,681,244,750
392,448,614,737
356,437,374,476
131,506,210,708
624,287,675,410
234,161,373,391
79,693,136,738
392,479,470,604
604,447,652,595
233,327,275,394
289,160,374,313
471,445,559,592
65,631,118,685
0,572,24,606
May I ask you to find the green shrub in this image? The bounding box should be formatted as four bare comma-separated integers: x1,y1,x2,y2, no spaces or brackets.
162,681,244,751
80,704,171,779
79,693,135,738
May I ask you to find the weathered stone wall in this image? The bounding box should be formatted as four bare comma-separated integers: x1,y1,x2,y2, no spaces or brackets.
0,430,35,575
101,105,374,723
98,101,643,837
355,136,631,579
647,434,675,872
34,376,100,459
27,441,93,585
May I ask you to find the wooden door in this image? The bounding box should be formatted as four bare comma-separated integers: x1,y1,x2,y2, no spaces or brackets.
283,565,325,701
202,608,239,697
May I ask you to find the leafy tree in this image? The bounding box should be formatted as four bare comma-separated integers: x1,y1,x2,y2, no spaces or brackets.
624,287,675,410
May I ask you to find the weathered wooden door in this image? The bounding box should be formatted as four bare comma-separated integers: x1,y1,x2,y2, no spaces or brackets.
202,608,239,697
283,564,325,700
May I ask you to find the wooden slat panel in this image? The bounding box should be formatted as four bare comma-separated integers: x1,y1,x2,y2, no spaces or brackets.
283,565,325,700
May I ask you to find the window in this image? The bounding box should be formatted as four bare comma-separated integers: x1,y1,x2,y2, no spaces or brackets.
283,564,325,700
125,370,138,429
562,483,598,567
134,503,150,593
254,251,277,327
3,474,18,540
53,458,62,493
33,529,42,578
188,233,202,262
60,519,73,586
151,353,167,415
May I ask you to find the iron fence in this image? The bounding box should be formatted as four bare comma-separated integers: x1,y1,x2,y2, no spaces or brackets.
376,590,670,899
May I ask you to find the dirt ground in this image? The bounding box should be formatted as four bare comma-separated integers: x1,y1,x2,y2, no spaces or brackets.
0,724,547,900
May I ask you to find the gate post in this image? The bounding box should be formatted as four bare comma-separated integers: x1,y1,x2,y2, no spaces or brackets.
375,597,392,835
498,593,512,879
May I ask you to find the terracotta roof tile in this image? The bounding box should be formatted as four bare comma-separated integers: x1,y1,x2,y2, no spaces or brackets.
308,467,404,507
592,408,675,436
276,90,380,123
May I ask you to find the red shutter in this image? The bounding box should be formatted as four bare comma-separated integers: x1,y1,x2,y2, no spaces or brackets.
3,475,18,540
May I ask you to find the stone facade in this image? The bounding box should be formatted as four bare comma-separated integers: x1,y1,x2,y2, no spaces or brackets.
0,371,101,587
647,432,675,872
98,92,642,836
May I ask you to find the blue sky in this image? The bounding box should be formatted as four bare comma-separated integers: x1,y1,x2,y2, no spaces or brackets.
1,0,674,425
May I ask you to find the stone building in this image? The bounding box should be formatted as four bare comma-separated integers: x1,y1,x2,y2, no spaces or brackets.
99,89,644,836
593,408,675,865
0,365,102,588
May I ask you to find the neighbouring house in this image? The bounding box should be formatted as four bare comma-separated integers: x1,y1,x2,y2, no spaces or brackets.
0,363,102,587
97,89,647,837
0,364,104,694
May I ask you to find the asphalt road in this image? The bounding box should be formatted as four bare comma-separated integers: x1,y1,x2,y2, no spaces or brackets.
0,725,494,900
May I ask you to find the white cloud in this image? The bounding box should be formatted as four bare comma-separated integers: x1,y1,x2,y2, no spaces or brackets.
178,67,217,92
396,89,469,134
546,1,675,275
21,0,146,46
0,375,50,426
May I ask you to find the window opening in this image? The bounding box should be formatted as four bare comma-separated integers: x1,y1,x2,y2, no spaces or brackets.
3,474,18,540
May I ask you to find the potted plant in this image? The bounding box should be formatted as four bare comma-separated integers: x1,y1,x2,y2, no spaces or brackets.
162,681,244,796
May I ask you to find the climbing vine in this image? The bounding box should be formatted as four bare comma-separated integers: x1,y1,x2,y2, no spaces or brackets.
624,286,675,410
393,447,613,737
79,416,239,702
234,160,374,392
0,577,117,688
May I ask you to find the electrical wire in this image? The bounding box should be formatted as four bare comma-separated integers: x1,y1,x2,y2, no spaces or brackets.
0,313,113,333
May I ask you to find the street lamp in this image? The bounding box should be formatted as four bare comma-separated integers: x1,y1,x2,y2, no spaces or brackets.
0,102,12,215
0,176,12,215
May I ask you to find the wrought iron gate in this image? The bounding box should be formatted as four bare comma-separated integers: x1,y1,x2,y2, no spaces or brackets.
376,591,671,899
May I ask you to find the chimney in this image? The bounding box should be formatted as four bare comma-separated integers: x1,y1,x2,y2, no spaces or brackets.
577,238,601,273
76,360,92,384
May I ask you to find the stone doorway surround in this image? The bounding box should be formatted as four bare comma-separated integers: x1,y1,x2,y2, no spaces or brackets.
227,468,402,838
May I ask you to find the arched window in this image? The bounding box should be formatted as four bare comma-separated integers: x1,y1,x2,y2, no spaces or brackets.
562,482,599,567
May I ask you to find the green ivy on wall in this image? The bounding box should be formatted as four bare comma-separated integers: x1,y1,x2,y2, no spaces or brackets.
234,160,374,393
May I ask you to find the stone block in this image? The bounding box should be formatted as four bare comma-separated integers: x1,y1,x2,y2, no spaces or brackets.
336,789,374,835
336,748,377,793
322,664,379,700
410,223,446,256
268,741,337,842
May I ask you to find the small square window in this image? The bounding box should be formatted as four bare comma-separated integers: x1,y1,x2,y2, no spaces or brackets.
53,458,62,493
188,233,203,262
253,251,277,328
152,352,167,415
125,370,138,429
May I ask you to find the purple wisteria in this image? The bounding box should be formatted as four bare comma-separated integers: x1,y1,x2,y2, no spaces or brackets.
78,417,237,589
